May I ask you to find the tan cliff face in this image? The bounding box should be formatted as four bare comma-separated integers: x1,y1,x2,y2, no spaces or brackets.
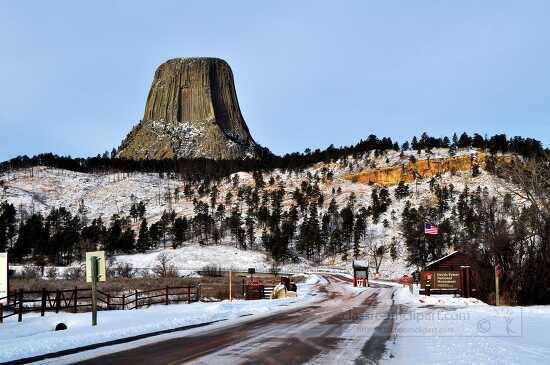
118,58,259,160
343,153,513,186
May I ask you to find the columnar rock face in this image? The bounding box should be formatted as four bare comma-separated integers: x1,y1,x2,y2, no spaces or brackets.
118,58,259,160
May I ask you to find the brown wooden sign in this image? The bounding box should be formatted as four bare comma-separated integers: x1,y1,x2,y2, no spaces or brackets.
434,271,461,289
421,270,461,289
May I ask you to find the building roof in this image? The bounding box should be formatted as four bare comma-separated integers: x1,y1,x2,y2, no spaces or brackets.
425,251,460,269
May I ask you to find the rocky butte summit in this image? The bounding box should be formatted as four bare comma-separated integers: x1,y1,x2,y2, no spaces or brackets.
118,57,262,160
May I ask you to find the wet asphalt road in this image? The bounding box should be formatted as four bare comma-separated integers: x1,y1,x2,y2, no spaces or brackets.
68,276,396,365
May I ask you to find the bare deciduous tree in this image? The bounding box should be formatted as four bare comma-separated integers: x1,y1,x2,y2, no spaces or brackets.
153,252,178,278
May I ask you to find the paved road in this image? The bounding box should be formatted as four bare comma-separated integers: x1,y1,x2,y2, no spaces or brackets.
71,276,396,365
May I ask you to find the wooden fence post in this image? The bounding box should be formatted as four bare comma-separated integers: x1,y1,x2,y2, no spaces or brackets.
122,293,125,310
165,287,169,305
41,288,46,317
187,286,191,304
18,288,23,322
55,290,61,313
1,303,3,323
135,290,138,310
73,287,78,313
107,294,111,310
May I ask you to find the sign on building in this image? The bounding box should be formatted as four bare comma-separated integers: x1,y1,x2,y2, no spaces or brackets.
434,271,461,289
0,253,8,305
421,270,461,289
86,251,106,283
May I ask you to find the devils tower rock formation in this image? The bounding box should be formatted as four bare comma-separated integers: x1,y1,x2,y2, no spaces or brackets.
118,58,260,160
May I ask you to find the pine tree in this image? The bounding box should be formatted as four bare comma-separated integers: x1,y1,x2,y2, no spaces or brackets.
137,219,150,253
106,214,123,254
452,132,458,147
129,204,138,222
298,203,321,261
394,181,410,200
119,227,136,253
353,214,366,258
229,207,243,247
458,132,472,148
172,217,187,248
340,205,354,251
0,201,16,252
245,215,255,248
209,185,219,211
137,201,146,219
149,222,161,248
411,136,419,150
13,213,43,263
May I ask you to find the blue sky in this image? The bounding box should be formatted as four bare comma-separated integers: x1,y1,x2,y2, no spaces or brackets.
1,1,549,161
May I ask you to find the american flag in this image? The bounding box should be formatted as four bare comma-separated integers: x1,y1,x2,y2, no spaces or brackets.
424,223,439,235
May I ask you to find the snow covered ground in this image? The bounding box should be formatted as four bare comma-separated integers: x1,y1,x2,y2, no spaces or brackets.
115,244,270,272
10,244,340,278
380,283,550,364
0,275,323,363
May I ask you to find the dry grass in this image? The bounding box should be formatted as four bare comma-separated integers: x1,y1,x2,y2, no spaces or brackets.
9,271,302,300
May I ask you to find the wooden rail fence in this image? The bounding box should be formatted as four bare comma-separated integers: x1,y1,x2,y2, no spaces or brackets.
0,285,200,323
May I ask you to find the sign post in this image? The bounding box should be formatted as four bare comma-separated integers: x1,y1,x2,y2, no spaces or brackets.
495,264,502,306
412,271,420,284
0,253,8,306
425,272,432,296
86,251,106,326
91,257,98,326
229,269,232,302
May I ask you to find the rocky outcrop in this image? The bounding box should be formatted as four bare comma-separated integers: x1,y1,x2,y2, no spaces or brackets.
118,58,260,160
344,153,512,186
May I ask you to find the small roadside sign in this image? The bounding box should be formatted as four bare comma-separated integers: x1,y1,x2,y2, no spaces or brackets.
86,251,105,326
425,272,433,285
0,253,7,305
495,264,502,306
412,271,420,283
495,264,503,278
86,251,106,283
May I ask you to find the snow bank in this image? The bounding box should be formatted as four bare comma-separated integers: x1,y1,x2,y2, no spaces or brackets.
393,284,486,307
382,286,550,364
0,275,323,363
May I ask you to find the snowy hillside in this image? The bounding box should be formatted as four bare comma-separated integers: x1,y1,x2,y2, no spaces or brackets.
0,147,516,278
